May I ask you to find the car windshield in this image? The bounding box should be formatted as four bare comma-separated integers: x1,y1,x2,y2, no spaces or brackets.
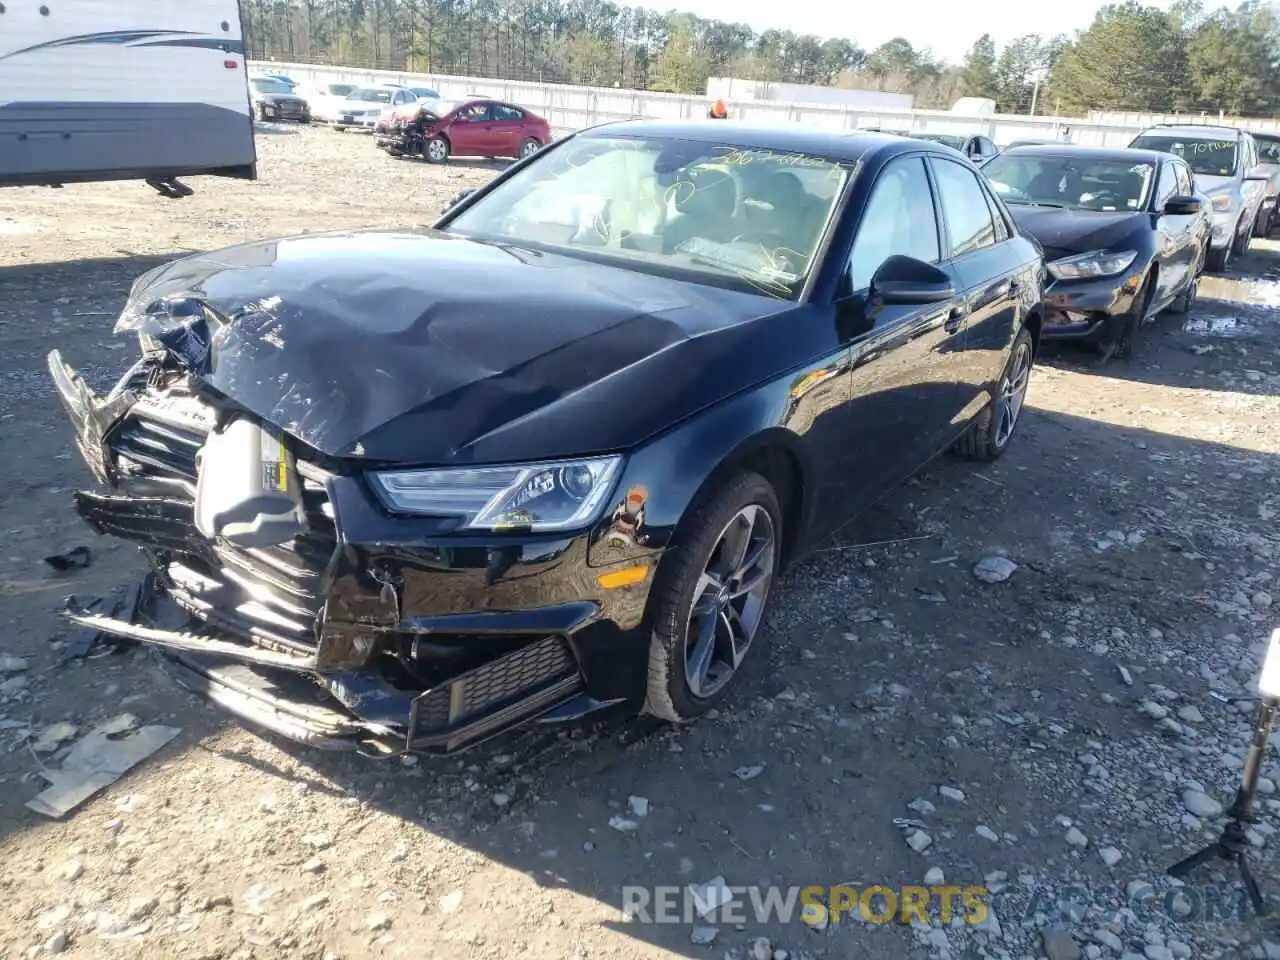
326,83,355,97
348,88,394,103
1129,135,1238,177
252,78,292,95
915,134,966,150
411,88,440,99
1256,135,1280,165
982,154,1155,212
444,135,853,300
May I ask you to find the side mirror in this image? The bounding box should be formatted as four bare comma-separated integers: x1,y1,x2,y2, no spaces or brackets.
1163,195,1202,215
869,255,956,305
440,188,477,215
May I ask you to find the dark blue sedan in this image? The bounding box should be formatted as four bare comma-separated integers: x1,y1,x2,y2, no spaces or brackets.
48,121,1045,755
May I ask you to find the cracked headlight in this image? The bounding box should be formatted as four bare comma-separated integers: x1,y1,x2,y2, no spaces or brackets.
1046,249,1138,281
1211,193,1234,212
369,456,623,531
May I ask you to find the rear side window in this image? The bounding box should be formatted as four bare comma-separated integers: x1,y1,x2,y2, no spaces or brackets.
932,158,998,256
1154,161,1178,207
493,104,525,121
982,188,1009,241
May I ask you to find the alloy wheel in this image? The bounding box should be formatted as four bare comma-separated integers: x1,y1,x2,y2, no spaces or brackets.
427,139,448,162
683,504,776,700
521,140,540,159
994,341,1031,447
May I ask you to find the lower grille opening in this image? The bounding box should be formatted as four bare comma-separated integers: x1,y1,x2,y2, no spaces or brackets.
408,635,579,737
104,388,337,657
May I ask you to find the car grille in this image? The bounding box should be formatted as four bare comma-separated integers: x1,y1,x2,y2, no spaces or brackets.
106,392,337,658
411,636,578,734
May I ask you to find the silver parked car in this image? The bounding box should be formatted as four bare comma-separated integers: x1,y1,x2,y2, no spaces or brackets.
1250,131,1280,238
1128,123,1268,272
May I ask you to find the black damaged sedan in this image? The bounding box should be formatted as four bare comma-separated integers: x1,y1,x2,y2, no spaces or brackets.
49,121,1043,756
981,145,1211,360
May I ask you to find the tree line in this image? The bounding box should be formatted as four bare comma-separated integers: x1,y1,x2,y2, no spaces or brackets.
244,0,1280,116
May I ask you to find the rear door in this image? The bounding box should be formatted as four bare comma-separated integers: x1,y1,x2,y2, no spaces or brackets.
927,155,1025,414
490,103,528,157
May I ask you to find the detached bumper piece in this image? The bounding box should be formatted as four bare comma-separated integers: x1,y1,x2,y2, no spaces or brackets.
50,352,586,755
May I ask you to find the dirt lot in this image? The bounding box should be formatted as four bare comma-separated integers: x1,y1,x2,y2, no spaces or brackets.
2,124,1280,960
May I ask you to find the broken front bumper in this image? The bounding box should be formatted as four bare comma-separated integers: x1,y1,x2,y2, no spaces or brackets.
47,351,652,755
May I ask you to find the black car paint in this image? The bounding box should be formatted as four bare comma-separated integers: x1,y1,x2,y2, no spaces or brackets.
990,145,1209,344
49,121,1044,755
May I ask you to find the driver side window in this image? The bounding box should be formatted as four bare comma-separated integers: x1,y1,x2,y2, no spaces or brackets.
1154,161,1178,207
847,157,940,292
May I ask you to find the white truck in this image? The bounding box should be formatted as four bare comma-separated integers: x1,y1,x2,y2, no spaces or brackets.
0,0,256,198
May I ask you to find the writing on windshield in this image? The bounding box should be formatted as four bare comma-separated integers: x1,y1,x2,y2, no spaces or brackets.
1130,136,1237,177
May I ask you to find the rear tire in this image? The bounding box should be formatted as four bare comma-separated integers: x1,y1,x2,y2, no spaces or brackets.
952,325,1034,462
643,472,782,723
519,138,542,160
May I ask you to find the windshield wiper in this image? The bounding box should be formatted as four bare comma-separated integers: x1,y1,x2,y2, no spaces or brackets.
1006,200,1067,208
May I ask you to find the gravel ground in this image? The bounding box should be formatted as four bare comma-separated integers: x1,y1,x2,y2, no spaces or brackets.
3,124,1280,960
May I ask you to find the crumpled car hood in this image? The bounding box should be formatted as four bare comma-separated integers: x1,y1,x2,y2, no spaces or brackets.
118,229,797,465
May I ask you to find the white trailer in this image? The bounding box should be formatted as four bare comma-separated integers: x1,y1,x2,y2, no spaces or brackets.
0,0,256,197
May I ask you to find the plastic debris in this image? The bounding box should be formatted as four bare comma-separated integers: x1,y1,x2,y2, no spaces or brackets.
43,546,91,572
25,714,181,819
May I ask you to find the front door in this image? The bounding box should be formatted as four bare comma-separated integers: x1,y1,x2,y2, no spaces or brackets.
447,103,494,156
835,154,968,502
1150,159,1196,305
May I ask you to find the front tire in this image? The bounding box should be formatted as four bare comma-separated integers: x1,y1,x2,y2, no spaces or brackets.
1206,243,1231,274
643,472,782,723
424,136,450,164
952,325,1034,462
1232,219,1251,256
1167,255,1202,315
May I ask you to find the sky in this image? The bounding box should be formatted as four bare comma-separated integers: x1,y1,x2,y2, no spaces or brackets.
672,0,1177,64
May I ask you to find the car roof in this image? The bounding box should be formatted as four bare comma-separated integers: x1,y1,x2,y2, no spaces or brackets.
997,144,1170,164
576,119,947,163
1251,130,1280,143
1136,124,1245,140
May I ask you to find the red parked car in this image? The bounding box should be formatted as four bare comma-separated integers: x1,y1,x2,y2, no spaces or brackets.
376,98,552,163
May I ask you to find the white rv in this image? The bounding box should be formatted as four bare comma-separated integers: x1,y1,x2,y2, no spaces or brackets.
0,0,256,197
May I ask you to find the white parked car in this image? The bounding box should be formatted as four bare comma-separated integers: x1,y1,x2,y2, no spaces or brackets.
332,85,418,131
297,82,359,124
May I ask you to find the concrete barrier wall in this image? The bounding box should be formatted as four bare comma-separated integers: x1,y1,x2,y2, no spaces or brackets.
253,60,1280,147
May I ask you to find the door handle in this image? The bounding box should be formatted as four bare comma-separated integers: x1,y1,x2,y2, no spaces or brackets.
1008,279,1020,295
943,305,967,334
